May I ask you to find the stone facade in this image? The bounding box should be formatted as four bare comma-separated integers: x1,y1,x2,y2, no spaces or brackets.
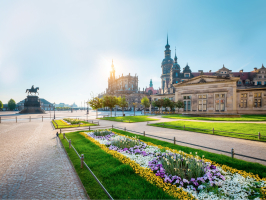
173,75,266,114
98,60,150,110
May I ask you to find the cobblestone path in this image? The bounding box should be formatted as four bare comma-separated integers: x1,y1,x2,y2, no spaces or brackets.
0,121,88,199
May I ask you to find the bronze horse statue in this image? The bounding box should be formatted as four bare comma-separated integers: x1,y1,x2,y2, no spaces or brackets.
26,85,39,95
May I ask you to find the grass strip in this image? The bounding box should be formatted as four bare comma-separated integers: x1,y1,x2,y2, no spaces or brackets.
101,115,159,123
148,120,266,142
52,120,96,129
112,129,266,178
162,114,266,121
59,132,175,199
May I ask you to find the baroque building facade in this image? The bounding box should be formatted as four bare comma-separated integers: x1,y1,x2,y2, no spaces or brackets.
152,35,266,114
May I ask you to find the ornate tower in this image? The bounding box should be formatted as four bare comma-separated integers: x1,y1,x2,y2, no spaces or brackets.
108,60,116,93
161,35,173,93
149,79,153,87
170,47,181,85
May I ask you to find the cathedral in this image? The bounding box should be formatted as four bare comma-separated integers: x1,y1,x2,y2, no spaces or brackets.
161,35,193,94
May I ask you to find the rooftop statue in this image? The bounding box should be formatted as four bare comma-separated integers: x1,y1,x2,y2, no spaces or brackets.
26,85,39,95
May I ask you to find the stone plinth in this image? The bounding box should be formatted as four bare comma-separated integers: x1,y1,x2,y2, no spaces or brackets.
19,96,45,114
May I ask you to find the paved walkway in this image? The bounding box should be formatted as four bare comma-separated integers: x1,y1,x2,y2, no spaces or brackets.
97,118,266,166
0,121,88,199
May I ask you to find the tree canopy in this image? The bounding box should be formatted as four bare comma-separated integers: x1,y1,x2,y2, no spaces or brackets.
88,97,103,119
0,101,3,110
8,99,16,110
117,96,128,115
141,96,150,109
102,95,118,117
176,100,184,112
88,97,103,110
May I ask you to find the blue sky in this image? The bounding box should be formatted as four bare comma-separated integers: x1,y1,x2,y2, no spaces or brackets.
0,0,265,105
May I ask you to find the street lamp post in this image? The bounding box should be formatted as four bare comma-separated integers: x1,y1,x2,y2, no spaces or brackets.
49,104,51,119
54,102,55,119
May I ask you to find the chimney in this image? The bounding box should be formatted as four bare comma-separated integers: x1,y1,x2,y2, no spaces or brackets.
209,70,212,73
129,73,130,76
254,67,257,71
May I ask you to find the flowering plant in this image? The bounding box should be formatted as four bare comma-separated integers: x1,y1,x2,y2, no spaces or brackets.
83,130,266,199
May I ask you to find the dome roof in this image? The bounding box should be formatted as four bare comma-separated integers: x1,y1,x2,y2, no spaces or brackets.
162,58,174,65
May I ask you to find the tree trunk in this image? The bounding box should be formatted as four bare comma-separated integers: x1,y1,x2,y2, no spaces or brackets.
122,107,124,116
134,106,135,116
110,107,112,117
96,109,98,119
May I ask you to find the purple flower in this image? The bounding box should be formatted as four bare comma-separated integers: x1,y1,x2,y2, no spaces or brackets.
210,165,216,169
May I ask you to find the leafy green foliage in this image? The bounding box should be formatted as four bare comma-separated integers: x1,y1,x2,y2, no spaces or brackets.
101,115,158,123
88,97,103,110
175,100,184,112
52,119,96,129
8,99,16,110
0,100,3,110
160,152,206,180
117,96,128,115
110,136,142,149
88,97,103,118
141,96,150,109
102,95,118,117
152,99,164,113
93,130,112,136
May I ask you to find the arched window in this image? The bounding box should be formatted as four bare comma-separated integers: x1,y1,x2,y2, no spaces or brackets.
176,72,178,77
176,81,178,83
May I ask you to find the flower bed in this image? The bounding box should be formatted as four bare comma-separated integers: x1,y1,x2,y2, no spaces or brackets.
81,130,266,199
64,118,83,124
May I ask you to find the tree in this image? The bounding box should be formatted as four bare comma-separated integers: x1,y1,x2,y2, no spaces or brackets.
0,101,3,111
169,101,176,111
163,98,171,111
175,100,184,112
88,97,103,119
132,102,139,116
8,99,16,111
117,96,128,116
152,99,164,114
102,95,118,117
141,96,150,114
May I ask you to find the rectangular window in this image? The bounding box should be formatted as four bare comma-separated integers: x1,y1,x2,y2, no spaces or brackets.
215,93,226,112
183,95,191,111
254,93,262,108
257,81,262,85
198,94,207,111
185,74,190,77
240,93,248,108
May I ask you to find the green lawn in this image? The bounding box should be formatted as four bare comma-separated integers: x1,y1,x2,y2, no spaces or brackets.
162,114,266,121
149,121,266,142
52,120,96,129
112,129,266,178
101,115,158,123
59,132,175,199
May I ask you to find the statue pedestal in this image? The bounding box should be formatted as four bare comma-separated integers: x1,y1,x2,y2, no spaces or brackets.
19,96,45,114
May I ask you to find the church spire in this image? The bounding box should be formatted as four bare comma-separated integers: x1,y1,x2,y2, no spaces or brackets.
165,34,170,50
174,47,177,63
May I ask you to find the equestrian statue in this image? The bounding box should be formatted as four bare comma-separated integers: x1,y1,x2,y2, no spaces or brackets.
26,85,39,95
